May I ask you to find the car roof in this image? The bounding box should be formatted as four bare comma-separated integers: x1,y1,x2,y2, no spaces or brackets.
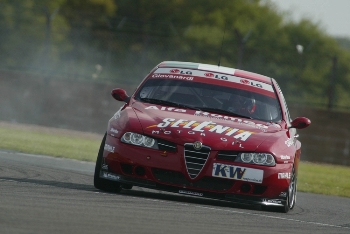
158,61,272,84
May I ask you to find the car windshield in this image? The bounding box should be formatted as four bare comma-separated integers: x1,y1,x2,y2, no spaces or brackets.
135,79,282,122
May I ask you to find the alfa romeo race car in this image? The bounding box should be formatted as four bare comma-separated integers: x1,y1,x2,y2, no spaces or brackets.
94,61,311,213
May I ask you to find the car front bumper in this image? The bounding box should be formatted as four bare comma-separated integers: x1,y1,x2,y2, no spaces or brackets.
100,135,292,207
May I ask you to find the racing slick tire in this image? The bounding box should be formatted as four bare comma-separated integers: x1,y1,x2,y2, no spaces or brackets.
94,132,122,193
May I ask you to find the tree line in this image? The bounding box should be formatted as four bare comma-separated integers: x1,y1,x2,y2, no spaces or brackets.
1,0,350,110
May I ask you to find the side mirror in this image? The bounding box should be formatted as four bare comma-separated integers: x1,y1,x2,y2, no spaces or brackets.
290,117,311,129
111,88,130,102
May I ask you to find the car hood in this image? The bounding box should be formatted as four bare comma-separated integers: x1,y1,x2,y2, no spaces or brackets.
131,101,284,151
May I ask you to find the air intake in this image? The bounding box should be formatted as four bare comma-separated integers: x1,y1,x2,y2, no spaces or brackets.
184,143,210,179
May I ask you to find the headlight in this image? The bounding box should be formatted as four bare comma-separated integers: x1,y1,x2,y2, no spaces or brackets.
238,153,275,166
241,153,253,163
143,137,155,148
253,153,267,164
131,133,143,145
121,132,158,149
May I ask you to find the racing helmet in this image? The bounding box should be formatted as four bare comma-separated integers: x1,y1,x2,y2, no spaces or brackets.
227,90,256,114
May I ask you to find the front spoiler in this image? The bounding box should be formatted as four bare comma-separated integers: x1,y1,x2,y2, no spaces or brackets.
99,170,286,207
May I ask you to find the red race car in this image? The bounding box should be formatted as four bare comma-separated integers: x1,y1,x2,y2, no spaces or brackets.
94,61,311,213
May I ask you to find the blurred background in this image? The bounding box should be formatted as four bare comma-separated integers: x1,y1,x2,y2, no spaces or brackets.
0,0,349,165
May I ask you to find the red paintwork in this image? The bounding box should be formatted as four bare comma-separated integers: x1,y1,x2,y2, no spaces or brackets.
291,117,311,129
234,69,272,84
100,61,310,205
111,88,129,101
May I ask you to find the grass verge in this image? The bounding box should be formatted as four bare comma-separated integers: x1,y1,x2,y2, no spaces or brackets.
0,121,349,198
0,122,101,162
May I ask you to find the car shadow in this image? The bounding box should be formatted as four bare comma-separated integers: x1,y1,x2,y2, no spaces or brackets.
1,176,262,212
3,176,308,214
117,187,262,212
0,177,96,192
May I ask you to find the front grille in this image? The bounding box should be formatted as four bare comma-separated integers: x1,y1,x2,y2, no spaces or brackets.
152,168,234,191
217,151,239,161
157,138,177,152
184,143,210,179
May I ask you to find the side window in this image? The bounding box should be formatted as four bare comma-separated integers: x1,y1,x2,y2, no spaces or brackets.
274,81,291,123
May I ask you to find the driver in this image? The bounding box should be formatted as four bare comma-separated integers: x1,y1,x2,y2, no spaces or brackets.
225,91,256,116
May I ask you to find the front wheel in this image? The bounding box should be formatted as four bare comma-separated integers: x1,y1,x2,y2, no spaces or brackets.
94,132,121,193
279,166,297,213
262,166,297,213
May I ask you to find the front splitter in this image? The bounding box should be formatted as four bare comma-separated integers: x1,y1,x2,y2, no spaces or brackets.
99,170,286,207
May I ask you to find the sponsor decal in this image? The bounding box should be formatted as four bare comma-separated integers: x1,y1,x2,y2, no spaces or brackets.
279,192,287,197
144,107,270,131
110,128,119,134
113,107,122,120
240,79,265,89
280,155,291,160
102,172,120,181
170,69,192,75
179,190,203,197
147,118,254,141
278,173,291,179
212,163,263,183
204,72,214,77
266,122,281,128
201,72,228,80
104,144,115,153
194,111,268,131
262,199,282,204
285,138,294,147
154,68,274,92
240,79,250,85
145,106,186,112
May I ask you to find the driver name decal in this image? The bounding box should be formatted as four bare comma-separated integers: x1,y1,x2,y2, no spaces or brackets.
151,74,194,80
146,118,254,141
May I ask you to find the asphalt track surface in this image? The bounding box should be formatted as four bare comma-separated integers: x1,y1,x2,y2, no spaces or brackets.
1,150,349,234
